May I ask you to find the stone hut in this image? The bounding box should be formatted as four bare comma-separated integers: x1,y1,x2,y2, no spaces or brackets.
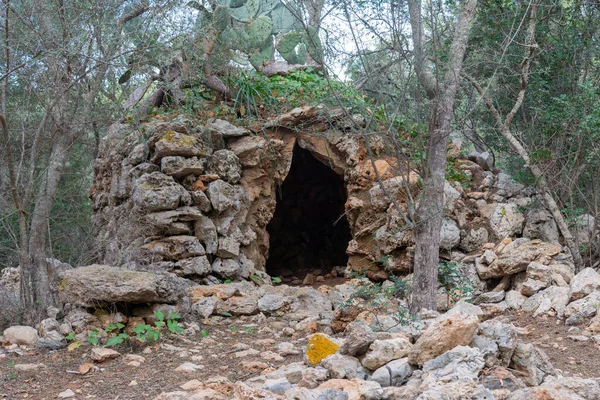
91,106,418,284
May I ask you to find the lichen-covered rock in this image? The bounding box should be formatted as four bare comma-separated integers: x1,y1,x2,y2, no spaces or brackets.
143,207,203,235
339,321,375,357
142,236,205,261
306,333,341,366
132,172,190,212
153,130,207,159
494,173,524,198
178,256,211,276
440,219,460,249
208,150,242,184
459,227,489,253
206,180,241,214
408,312,479,366
211,258,246,280
321,353,367,380
58,265,188,306
161,156,207,179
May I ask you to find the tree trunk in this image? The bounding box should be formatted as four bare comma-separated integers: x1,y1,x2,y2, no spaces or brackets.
27,131,71,307
410,0,478,314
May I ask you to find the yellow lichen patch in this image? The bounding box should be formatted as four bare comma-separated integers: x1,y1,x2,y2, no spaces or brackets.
161,130,196,147
305,333,340,366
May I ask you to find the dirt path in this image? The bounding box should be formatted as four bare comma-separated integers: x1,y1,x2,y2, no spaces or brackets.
0,317,304,400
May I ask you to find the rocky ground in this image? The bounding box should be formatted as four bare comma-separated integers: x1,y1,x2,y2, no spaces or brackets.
4,271,600,400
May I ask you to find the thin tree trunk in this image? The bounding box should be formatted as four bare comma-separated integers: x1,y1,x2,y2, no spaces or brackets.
27,131,71,306
410,0,478,313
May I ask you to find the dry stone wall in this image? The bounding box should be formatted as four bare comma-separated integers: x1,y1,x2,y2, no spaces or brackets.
91,105,591,295
92,106,401,282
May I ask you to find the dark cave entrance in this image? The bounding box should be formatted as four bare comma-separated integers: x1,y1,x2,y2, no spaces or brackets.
265,145,351,282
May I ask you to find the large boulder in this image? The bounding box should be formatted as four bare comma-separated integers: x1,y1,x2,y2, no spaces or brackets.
408,312,479,366
488,203,524,239
476,240,561,280
523,208,559,245
58,265,189,306
569,267,600,302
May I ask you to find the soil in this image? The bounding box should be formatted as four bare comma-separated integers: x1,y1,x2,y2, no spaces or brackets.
0,317,304,400
505,310,600,379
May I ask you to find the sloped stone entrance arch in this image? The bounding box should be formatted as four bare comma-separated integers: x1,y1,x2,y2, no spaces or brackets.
265,143,351,280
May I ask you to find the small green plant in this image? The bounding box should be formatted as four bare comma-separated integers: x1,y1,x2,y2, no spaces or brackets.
166,314,185,334
251,274,260,282
438,260,474,308
201,329,210,338
105,333,130,347
132,323,160,343
65,331,75,341
340,270,416,330
87,329,100,346
271,277,282,284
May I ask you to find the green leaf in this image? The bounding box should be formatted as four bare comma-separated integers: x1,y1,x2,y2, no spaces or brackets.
167,319,185,334
231,0,260,22
118,70,132,85
154,321,165,328
154,310,165,322
132,324,151,334
201,329,210,338
66,332,75,341
105,336,125,347
167,313,181,320
271,277,282,284
221,312,233,317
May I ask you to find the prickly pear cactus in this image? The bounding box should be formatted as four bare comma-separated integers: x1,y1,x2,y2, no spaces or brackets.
208,0,322,70
230,0,260,22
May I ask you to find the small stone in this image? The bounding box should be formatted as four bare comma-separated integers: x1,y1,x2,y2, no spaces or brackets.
58,389,75,399
14,363,45,371
91,347,120,362
261,351,284,361
235,348,260,358
303,274,315,285
242,361,269,372
128,380,138,386
306,333,341,366
175,362,204,372
180,379,203,391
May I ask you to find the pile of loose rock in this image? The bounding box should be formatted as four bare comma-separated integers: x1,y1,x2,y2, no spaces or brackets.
149,300,600,400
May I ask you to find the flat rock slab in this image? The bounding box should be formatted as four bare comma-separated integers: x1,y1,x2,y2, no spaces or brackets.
59,265,189,306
